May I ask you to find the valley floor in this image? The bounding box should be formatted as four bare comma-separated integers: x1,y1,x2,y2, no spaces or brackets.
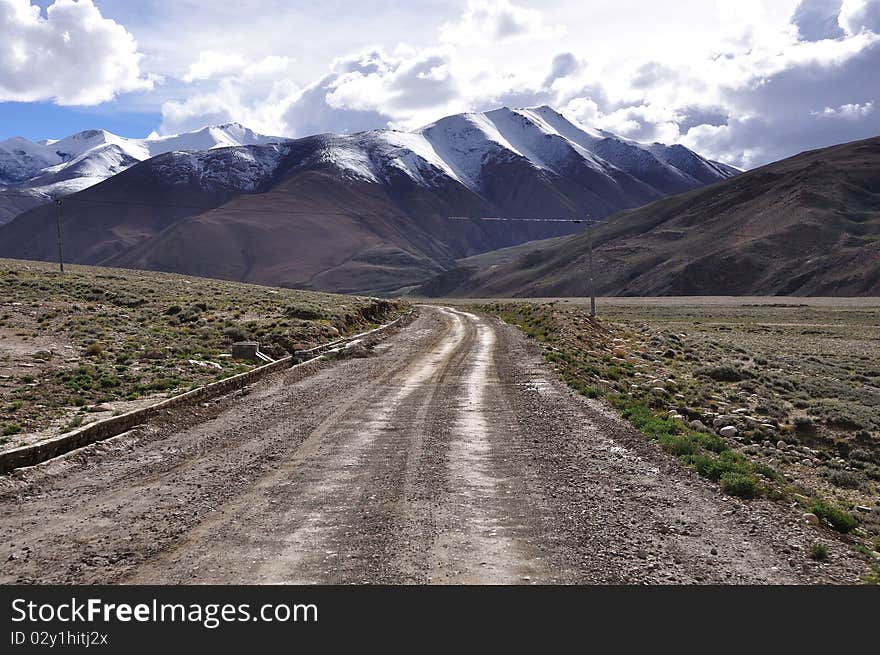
0,306,868,583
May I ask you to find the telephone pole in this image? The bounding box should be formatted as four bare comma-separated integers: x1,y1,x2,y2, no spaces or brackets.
55,198,64,274
585,214,596,317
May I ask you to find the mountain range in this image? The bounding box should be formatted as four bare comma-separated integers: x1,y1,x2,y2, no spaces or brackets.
0,123,280,225
419,135,880,297
0,106,736,294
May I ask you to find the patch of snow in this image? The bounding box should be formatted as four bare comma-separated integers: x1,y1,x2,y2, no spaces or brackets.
150,143,289,192
416,112,526,189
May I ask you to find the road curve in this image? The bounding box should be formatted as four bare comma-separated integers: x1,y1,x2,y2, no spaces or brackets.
0,306,862,584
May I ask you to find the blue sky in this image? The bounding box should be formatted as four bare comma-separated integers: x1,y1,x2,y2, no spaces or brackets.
0,101,160,141
2,0,880,168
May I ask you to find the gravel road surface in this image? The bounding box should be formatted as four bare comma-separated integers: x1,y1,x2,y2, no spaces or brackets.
0,306,865,584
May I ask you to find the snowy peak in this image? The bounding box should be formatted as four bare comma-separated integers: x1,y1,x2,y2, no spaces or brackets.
289,105,737,205
399,105,736,194
145,123,280,156
1,106,738,230
0,123,282,189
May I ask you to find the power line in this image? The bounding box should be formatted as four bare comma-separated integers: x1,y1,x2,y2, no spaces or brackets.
448,214,599,317
0,190,383,216
449,216,585,223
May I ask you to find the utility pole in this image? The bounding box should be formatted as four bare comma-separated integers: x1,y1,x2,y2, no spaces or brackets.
448,214,600,317
55,198,64,274
585,214,596,317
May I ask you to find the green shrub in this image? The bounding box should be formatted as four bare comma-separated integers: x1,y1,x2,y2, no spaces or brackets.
84,342,104,357
808,500,858,533
809,543,828,561
284,303,325,321
829,470,862,489
562,372,599,398
695,431,727,454
683,449,755,481
695,364,752,382
659,433,701,456
610,396,680,441
753,462,783,481
720,471,760,499
64,416,84,432
794,416,816,435
222,326,249,343
2,422,22,436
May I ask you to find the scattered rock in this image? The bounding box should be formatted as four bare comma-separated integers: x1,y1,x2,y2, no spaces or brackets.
803,513,820,526
719,426,738,438
689,420,710,433
776,440,787,450
89,404,113,413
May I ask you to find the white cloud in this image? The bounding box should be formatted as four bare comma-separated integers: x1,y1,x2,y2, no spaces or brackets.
0,0,155,105
182,51,292,82
811,100,874,117
839,0,880,34
182,51,248,82
793,0,845,41
154,0,880,169
439,0,563,45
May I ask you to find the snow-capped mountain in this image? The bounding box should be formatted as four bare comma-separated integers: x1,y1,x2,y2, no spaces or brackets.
304,106,737,196
0,106,739,293
0,123,282,224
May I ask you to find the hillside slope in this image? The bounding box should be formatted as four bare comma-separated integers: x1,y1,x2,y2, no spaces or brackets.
420,136,880,297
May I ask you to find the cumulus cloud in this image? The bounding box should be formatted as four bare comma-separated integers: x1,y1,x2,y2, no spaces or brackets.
682,30,880,167
793,0,845,41
0,0,155,105
182,50,292,82
812,100,875,117
630,62,679,89
839,0,880,34
183,51,248,82
162,47,467,137
542,52,580,87
439,0,563,45
155,0,880,170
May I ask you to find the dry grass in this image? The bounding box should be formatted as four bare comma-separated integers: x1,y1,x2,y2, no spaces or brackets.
0,258,405,451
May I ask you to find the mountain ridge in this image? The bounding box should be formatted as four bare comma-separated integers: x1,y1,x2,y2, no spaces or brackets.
0,123,283,224
0,105,739,294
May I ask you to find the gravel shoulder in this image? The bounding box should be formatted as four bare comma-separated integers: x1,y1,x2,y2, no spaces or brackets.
0,306,866,584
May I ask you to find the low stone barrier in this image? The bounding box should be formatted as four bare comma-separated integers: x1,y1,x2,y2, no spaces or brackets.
0,309,414,474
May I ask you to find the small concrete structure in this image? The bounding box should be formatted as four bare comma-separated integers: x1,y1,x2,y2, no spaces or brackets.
232,341,261,362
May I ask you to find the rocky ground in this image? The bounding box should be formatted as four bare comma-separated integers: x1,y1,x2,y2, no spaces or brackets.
475,298,880,581
0,306,871,584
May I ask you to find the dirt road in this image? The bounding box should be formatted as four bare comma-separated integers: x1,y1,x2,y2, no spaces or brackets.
0,307,865,584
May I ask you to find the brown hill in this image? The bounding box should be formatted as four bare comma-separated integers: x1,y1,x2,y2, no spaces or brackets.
420,136,880,297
